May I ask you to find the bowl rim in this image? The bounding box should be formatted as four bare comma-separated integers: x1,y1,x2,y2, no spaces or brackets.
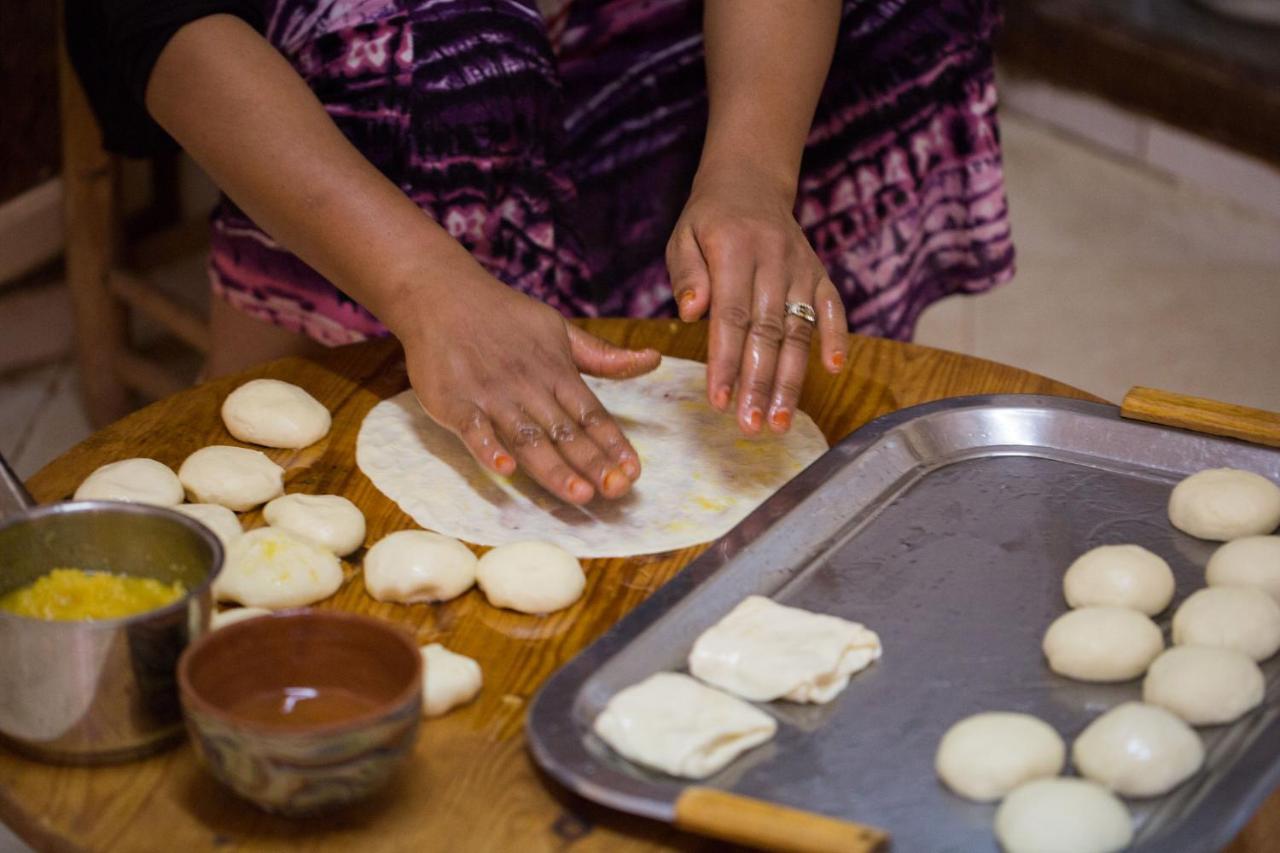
178,609,424,736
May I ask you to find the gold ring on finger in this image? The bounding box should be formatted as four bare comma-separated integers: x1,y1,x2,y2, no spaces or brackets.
784,301,818,325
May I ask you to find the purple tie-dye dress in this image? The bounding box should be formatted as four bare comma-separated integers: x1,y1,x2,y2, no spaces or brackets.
209,0,1013,345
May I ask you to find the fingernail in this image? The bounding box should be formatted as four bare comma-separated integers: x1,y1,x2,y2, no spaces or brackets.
494,453,514,472
746,408,763,431
713,387,730,410
604,469,628,495
621,458,640,479
570,478,593,502
678,291,696,309
831,351,845,370
770,409,791,430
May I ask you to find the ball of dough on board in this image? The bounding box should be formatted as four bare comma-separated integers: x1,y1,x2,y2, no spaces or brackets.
1072,702,1204,798
1168,468,1280,541
1206,535,1280,604
420,643,482,717
1172,586,1280,662
934,712,1065,802
1142,645,1264,726
995,778,1132,853
1042,607,1164,682
73,458,183,507
210,606,272,631
220,379,331,449
263,493,366,556
476,541,585,614
1063,544,1175,615
363,530,477,603
179,446,284,511
174,503,243,549
214,527,343,608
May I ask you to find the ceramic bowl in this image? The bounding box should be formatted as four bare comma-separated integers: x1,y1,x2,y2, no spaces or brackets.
178,610,422,815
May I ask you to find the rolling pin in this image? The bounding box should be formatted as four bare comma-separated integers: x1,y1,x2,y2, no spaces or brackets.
1120,387,1280,449
674,787,888,853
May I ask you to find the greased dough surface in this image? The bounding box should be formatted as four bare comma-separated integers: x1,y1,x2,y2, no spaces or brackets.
364,530,477,603
1072,701,1203,798
210,607,272,631
215,527,343,608
1062,544,1174,615
1143,645,1264,725
475,540,584,614
995,778,1132,853
263,493,366,556
221,379,330,449
1172,586,1280,661
1207,535,1280,603
179,446,284,511
420,643,482,717
73,458,183,507
688,595,880,703
593,672,776,779
174,503,243,549
934,712,1065,802
1168,468,1280,541
1042,607,1164,682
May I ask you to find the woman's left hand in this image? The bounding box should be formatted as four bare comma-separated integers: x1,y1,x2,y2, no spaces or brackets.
667,173,848,435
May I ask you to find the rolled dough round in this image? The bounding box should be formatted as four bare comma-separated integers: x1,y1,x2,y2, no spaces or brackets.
1062,544,1174,615
220,378,331,449
1142,645,1264,726
476,541,585,614
263,493,366,556
1172,586,1280,661
1168,468,1280,541
73,458,183,507
994,778,1132,853
420,643,482,717
210,607,272,631
1042,607,1164,682
1072,701,1203,798
1206,535,1280,604
174,503,243,549
178,445,284,511
363,530,477,603
214,527,343,608
934,712,1065,802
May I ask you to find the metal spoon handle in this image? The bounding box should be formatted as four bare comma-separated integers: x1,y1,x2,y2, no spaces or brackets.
0,451,35,518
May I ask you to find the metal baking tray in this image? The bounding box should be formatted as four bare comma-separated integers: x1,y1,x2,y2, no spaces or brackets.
528,395,1280,852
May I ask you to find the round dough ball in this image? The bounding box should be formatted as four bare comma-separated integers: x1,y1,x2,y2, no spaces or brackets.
476,541,585,614
220,378,331,449
995,778,1132,853
178,445,284,511
1063,544,1175,615
420,643,482,717
263,493,366,557
1072,701,1204,797
1043,607,1164,682
210,606,272,631
1172,586,1280,661
1143,645,1264,726
73,458,183,506
363,530,477,603
1206,535,1280,604
214,527,343,608
935,712,1065,802
174,503,243,549
1168,468,1280,541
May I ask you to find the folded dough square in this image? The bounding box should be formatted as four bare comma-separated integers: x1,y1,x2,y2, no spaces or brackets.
592,672,777,779
689,595,881,703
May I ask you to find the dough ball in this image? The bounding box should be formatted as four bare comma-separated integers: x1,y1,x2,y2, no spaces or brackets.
178,445,284,511
214,527,343,608
476,541,585,614
1042,607,1164,682
263,493,366,557
1172,586,1280,661
1062,544,1175,615
1168,468,1280,541
174,503,243,549
210,607,272,631
220,378,331,449
363,530,477,603
1142,645,1264,726
1072,701,1204,798
1206,535,1280,604
73,458,183,506
994,778,1132,853
934,712,1065,802
420,643,482,717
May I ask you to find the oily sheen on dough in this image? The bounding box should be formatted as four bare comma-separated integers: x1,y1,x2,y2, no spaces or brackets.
363,530,477,603
221,379,331,449
934,712,1065,802
178,446,284,511
174,503,243,549
356,357,828,558
1168,468,1280,541
1062,544,1175,615
1207,535,1280,603
214,527,344,608
688,596,881,703
1172,586,1280,661
1072,702,1203,798
994,778,1132,853
1043,607,1164,682
593,672,776,779
420,643,482,717
263,493,366,556
1143,646,1264,726
475,541,584,614
74,458,183,506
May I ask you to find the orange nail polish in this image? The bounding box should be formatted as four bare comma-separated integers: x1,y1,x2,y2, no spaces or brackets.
831,351,845,370
495,453,514,471
678,291,696,308
604,469,628,494
770,410,791,430
747,409,763,430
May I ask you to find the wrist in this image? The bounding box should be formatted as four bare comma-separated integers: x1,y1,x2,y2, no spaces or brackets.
370,237,494,343
691,145,800,209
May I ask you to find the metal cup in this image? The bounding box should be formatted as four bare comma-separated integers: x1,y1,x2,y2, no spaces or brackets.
0,453,222,763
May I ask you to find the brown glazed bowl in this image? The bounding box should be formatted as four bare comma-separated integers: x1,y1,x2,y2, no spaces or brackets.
178,610,422,815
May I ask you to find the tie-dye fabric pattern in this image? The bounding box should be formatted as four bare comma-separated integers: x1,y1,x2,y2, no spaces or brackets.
209,0,1013,345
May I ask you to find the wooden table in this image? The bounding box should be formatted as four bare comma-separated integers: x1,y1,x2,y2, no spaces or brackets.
1,319,1275,852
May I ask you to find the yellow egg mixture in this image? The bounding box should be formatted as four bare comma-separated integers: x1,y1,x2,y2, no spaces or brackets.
0,568,185,620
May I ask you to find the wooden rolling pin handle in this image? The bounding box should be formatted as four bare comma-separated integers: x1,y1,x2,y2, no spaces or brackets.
673,787,888,853
1120,387,1280,449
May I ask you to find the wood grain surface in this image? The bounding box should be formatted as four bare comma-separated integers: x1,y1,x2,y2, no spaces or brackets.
1,319,1275,852
1122,386,1280,449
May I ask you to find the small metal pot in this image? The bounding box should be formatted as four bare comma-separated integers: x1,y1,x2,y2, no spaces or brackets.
0,453,222,763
